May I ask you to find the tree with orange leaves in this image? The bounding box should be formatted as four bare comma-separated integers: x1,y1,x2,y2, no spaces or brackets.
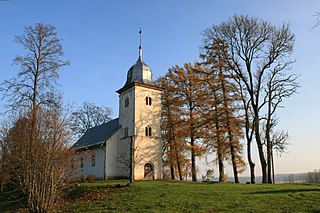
200,39,245,183
160,63,207,181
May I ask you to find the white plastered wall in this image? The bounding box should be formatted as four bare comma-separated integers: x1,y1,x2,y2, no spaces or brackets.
133,85,162,180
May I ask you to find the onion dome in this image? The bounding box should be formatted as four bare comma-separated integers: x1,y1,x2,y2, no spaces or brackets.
124,29,153,86
124,55,153,86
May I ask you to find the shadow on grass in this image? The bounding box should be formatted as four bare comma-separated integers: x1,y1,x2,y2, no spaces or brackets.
249,188,320,194
63,183,132,202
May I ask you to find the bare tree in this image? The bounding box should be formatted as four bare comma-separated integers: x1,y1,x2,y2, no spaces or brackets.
263,65,299,183
1,23,69,111
202,15,296,183
69,101,113,139
6,108,74,211
0,119,13,192
0,23,70,211
270,129,289,183
305,169,320,183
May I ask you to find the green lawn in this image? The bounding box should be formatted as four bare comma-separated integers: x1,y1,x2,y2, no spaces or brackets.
1,180,320,212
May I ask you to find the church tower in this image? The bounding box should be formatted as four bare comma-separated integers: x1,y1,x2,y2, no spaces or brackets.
117,30,162,180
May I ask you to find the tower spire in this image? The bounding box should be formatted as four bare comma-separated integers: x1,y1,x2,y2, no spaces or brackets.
139,28,142,58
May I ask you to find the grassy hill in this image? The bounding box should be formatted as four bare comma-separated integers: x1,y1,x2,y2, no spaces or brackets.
1,180,320,212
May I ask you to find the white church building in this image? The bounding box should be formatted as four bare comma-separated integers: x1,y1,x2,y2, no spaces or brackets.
72,32,163,180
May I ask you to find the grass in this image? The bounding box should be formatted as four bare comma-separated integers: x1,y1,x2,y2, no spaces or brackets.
1,180,320,212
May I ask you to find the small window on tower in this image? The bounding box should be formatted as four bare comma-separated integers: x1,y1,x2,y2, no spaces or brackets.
146,96,152,105
124,127,128,138
125,97,129,107
145,126,152,137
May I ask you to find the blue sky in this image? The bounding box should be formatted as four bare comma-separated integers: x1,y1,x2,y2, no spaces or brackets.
0,0,319,176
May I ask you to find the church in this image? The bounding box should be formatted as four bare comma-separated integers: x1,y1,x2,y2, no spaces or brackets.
72,31,163,180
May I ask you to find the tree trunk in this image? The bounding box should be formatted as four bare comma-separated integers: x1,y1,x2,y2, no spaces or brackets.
218,151,225,182
170,164,175,180
190,138,197,181
271,147,275,183
247,138,256,184
254,115,267,183
267,140,272,183
176,159,183,181
230,145,239,183
266,88,273,184
174,145,183,180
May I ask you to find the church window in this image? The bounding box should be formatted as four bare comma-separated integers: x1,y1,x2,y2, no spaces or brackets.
145,126,152,137
91,154,96,167
146,96,152,105
125,97,129,107
124,127,128,138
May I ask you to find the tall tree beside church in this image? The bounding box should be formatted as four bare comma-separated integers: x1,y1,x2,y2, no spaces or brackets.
200,68,228,182
0,23,70,211
69,101,113,140
202,15,296,183
200,41,245,183
162,63,207,181
159,76,187,180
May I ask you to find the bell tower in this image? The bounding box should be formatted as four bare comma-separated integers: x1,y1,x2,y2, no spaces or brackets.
116,30,162,180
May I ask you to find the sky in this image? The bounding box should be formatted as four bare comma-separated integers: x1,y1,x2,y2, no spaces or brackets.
0,0,319,177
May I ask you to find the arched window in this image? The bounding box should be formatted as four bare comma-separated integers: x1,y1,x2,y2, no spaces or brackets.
144,163,154,180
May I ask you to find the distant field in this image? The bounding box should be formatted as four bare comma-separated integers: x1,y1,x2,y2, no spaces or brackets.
1,180,320,212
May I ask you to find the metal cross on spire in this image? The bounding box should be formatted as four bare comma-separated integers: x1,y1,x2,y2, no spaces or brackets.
139,28,142,58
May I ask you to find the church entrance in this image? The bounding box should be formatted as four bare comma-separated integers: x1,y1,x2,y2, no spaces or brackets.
144,163,154,180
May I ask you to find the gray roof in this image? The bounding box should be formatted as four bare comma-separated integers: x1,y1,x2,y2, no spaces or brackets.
72,118,120,150
124,56,154,86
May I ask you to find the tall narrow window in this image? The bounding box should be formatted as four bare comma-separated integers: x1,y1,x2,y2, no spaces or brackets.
125,97,129,107
149,126,152,136
146,96,152,105
145,126,152,136
91,154,96,167
145,126,148,136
